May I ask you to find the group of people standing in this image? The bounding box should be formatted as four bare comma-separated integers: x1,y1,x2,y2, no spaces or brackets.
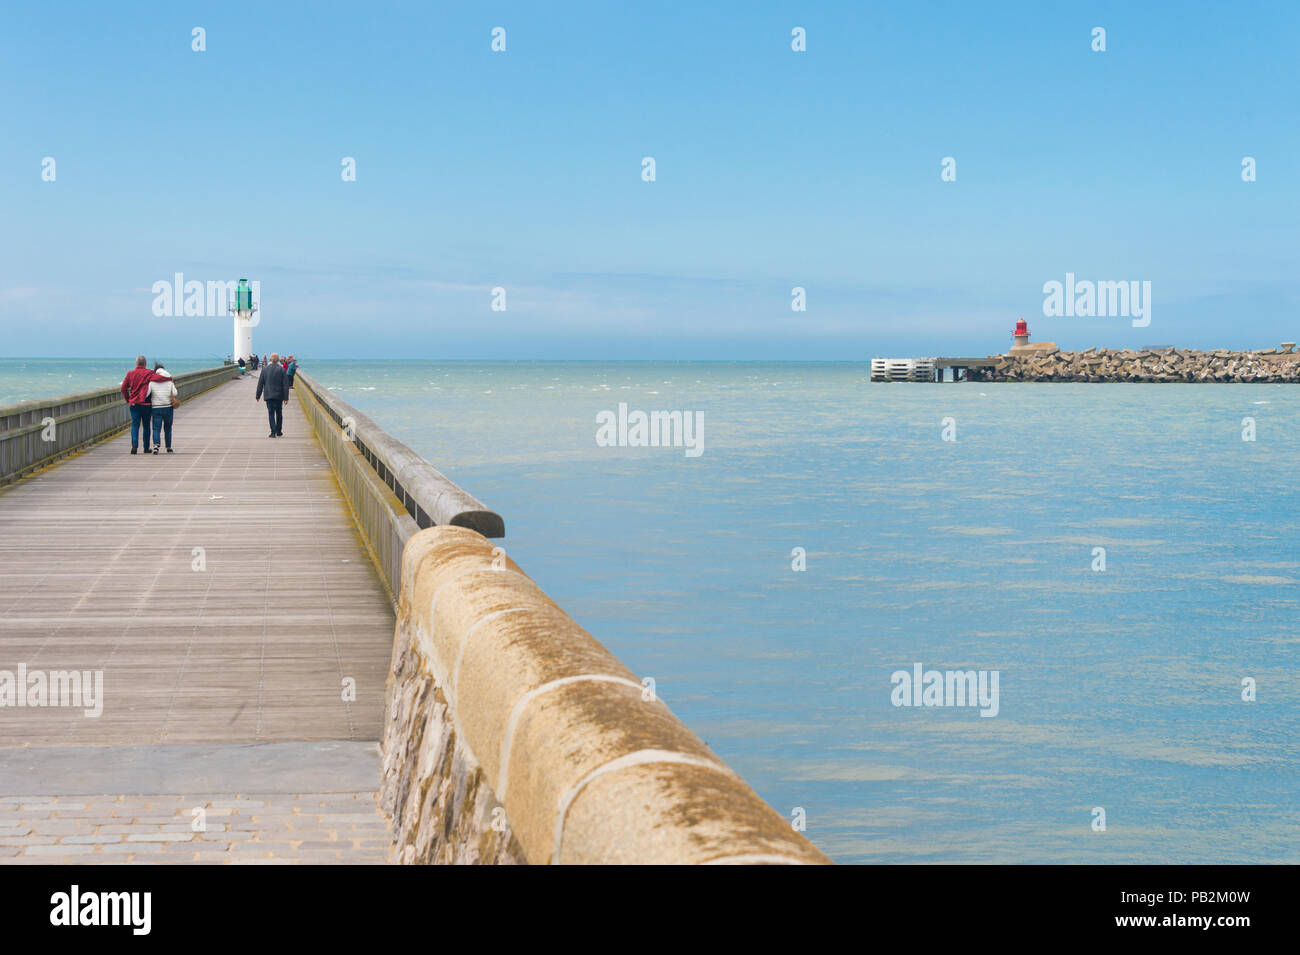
119,357,179,454
236,353,297,375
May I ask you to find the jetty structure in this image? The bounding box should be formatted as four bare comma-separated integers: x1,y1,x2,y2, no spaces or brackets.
869,356,936,382
872,319,1300,383
0,363,829,865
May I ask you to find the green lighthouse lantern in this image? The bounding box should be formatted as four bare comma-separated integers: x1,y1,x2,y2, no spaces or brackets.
233,279,255,312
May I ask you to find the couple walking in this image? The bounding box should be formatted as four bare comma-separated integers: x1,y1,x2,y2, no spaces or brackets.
119,356,179,454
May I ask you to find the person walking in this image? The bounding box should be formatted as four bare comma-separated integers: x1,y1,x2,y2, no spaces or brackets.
286,355,297,389
119,355,163,455
255,351,289,437
146,365,179,453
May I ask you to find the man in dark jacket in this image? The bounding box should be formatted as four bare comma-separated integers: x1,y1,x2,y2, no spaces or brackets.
255,352,288,437
120,355,164,454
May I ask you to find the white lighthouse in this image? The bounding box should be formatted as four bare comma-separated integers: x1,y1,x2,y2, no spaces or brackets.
230,278,257,362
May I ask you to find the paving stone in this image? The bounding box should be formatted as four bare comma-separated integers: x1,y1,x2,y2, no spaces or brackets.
24,844,95,856
229,859,295,865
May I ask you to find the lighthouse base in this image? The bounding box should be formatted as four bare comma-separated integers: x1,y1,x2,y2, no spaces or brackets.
1009,341,1058,357
233,320,254,364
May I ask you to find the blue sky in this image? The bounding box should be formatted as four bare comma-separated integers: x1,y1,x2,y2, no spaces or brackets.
2,1,1297,359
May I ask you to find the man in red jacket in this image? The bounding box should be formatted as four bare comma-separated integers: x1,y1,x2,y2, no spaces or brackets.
120,356,165,455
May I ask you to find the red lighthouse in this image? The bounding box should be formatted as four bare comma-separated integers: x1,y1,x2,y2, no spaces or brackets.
1013,317,1030,347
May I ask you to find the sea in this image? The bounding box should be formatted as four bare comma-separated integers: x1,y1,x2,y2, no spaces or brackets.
3,357,1298,864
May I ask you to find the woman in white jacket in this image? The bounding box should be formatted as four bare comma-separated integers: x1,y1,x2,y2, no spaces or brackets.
146,366,179,454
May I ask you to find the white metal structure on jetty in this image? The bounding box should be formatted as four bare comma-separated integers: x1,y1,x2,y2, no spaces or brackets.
870,357,936,382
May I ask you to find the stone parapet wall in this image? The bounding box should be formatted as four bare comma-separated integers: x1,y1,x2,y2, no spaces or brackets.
380,526,832,865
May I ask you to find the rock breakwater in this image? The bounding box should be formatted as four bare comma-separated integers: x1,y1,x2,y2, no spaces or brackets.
976,346,1300,383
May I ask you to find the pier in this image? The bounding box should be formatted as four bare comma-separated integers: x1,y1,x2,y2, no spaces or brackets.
1,366,828,865
0,371,398,862
868,356,1002,382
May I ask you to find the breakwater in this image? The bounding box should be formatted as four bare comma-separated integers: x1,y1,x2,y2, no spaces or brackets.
971,345,1300,383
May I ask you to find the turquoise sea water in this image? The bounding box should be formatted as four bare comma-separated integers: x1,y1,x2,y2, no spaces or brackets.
0,358,230,405
4,359,1298,863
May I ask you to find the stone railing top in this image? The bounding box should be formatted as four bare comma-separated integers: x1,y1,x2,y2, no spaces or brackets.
390,525,832,865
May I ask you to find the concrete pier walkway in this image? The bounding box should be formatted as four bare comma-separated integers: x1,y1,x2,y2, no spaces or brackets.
0,374,396,863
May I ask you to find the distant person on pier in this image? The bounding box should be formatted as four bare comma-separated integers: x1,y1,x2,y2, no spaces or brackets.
146,364,179,454
255,351,288,438
286,355,297,389
249,354,258,370
119,356,164,455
